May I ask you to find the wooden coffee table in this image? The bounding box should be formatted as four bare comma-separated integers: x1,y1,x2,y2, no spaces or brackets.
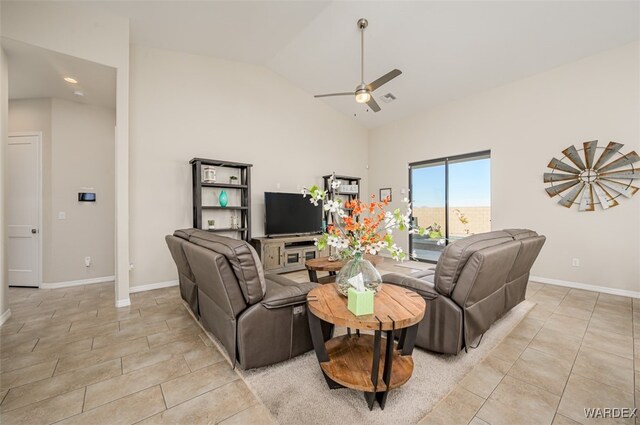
305,255,384,283
306,283,426,410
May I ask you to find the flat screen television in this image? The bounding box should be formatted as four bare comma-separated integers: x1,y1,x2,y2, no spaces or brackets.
265,192,323,236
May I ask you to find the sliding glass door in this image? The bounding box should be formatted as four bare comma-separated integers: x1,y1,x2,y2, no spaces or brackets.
409,151,491,263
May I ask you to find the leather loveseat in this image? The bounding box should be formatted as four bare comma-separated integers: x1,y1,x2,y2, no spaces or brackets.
166,229,326,369
383,229,545,355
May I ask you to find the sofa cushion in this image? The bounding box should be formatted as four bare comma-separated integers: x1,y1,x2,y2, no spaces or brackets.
434,230,513,297
261,274,318,309
411,269,435,284
174,228,199,241
503,228,538,240
189,230,266,305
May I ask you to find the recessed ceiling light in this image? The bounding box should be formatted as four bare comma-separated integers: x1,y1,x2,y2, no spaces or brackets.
64,77,78,84
73,91,85,97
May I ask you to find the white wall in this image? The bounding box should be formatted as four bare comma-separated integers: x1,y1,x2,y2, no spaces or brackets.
2,1,130,304
369,43,640,294
8,98,115,284
50,99,115,282
0,46,9,321
129,45,369,288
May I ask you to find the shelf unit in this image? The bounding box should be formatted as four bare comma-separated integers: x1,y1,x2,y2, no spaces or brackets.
323,174,361,225
190,158,252,241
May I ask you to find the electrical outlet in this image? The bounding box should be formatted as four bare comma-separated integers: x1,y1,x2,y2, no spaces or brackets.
572,258,580,267
85,256,91,267
58,211,66,220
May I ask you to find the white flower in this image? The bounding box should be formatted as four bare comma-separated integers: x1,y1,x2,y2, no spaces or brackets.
323,200,341,213
331,179,341,190
401,197,410,204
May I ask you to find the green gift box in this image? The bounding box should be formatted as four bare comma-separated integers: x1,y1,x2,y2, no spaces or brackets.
347,287,374,316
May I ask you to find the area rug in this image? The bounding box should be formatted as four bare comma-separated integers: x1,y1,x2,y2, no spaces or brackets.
239,300,534,425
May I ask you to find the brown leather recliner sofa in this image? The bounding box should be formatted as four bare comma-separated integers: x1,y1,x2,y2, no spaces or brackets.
166,229,326,369
383,229,545,355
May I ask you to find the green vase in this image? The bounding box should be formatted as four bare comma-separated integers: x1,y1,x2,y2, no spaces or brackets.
219,190,228,207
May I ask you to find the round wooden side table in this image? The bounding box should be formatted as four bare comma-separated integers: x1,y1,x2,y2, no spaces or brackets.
305,255,384,283
306,283,426,410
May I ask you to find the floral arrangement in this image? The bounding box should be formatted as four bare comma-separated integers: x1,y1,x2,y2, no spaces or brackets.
302,175,426,261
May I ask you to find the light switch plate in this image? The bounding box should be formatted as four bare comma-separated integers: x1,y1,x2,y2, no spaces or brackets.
58,212,66,220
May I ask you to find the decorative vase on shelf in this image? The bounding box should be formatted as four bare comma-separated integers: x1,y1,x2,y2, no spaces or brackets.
335,252,382,297
218,190,228,208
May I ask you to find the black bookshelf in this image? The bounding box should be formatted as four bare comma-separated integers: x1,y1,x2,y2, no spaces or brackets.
322,174,361,225
190,158,252,241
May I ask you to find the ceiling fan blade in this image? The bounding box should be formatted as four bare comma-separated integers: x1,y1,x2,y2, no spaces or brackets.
367,69,402,92
314,92,353,98
366,97,381,112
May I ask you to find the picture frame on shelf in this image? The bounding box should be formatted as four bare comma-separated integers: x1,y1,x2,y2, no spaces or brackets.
379,187,392,202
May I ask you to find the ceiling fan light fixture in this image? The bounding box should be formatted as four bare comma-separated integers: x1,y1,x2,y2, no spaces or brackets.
355,90,371,104
313,18,402,113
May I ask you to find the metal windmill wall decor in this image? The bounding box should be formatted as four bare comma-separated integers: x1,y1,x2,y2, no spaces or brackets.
544,140,639,211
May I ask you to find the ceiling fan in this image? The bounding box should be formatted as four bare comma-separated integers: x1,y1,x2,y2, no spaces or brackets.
314,18,402,112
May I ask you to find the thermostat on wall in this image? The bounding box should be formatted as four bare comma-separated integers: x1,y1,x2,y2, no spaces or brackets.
78,192,96,202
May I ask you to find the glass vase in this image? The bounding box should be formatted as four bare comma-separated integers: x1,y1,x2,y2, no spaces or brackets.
335,252,383,297
218,190,228,207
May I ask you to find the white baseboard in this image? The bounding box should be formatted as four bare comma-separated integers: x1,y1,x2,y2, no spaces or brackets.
0,309,12,326
41,276,115,289
115,298,131,308
530,275,640,299
129,280,178,294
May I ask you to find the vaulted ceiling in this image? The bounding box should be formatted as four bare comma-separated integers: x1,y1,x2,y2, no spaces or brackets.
3,38,117,109
91,1,639,128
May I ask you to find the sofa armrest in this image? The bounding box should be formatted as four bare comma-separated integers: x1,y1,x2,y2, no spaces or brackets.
382,272,438,300
261,274,318,309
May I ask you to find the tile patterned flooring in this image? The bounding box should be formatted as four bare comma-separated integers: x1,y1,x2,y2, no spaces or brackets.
420,281,640,425
0,262,637,425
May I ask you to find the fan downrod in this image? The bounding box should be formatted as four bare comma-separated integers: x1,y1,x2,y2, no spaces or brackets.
357,18,368,30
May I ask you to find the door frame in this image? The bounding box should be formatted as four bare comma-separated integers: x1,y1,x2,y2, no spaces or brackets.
408,149,491,263
7,131,43,287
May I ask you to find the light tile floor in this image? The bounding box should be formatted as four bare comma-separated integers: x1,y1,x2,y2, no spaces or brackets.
0,261,637,425
0,282,272,425
420,281,640,425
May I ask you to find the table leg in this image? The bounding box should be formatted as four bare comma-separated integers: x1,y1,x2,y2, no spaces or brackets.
307,309,342,389
398,324,419,356
376,330,395,409
364,330,383,411
308,269,318,283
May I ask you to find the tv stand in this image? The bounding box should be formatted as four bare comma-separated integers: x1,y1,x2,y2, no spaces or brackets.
252,235,325,274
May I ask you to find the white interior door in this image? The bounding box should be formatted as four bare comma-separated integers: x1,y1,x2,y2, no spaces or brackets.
6,133,41,287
